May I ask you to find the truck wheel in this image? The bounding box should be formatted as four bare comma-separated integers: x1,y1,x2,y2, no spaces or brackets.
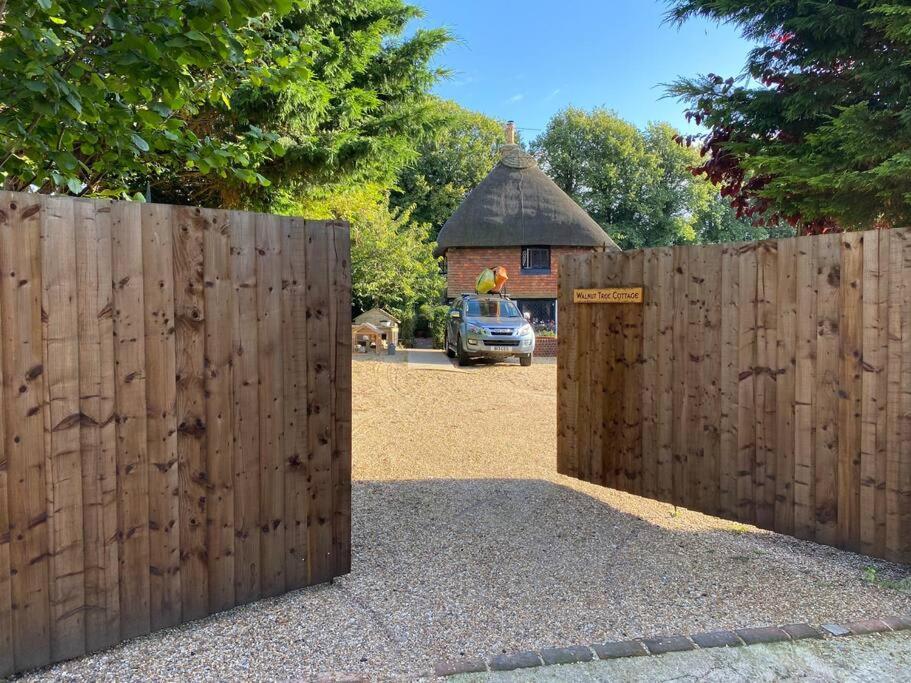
457,336,471,366
520,354,532,367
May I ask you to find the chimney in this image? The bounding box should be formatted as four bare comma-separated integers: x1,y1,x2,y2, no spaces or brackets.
505,120,516,145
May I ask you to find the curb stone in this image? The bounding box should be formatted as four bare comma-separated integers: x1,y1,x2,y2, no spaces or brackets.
432,614,911,677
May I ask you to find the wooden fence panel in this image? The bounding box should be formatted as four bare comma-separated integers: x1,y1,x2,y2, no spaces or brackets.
0,192,351,676
558,228,911,564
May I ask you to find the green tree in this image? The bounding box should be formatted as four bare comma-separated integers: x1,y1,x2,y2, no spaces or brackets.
283,186,444,332
0,1,449,205
0,0,304,197
694,196,795,244
390,99,506,240
154,2,450,210
667,0,911,232
532,108,659,249
533,107,742,249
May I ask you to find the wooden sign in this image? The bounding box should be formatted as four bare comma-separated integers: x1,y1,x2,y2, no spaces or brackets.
573,287,644,304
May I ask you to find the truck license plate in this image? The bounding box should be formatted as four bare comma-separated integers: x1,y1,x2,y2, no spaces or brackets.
490,346,512,352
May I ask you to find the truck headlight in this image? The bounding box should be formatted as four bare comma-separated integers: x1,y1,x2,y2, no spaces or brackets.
466,323,485,336
517,323,533,337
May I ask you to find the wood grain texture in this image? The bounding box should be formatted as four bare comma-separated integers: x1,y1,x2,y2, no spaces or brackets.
557,229,911,564
111,201,151,641
305,222,334,584
41,195,86,662
775,237,797,535
204,209,236,613
0,193,351,676
1,192,51,670
814,233,840,546
141,203,181,630
0,199,14,677
328,222,352,577
793,236,817,540
255,214,286,595
230,211,261,605
282,217,310,589
75,198,120,654
173,206,209,621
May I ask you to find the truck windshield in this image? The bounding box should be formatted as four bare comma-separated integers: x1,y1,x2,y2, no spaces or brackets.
467,300,522,318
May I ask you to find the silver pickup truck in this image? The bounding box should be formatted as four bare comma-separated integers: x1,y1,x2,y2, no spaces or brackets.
444,294,535,366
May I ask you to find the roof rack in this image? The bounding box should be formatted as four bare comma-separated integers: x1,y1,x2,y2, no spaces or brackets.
460,291,512,299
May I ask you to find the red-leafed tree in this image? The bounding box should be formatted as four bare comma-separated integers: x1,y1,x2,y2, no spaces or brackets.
667,1,911,234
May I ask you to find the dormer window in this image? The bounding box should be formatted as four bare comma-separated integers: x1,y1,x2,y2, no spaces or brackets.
521,246,551,273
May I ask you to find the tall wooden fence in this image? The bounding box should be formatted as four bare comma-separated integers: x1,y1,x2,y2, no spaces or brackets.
0,191,351,676
558,229,911,565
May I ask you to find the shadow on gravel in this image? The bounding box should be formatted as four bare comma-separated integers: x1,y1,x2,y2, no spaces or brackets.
351,477,911,650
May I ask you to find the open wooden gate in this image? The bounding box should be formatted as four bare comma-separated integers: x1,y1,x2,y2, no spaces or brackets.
557,230,911,565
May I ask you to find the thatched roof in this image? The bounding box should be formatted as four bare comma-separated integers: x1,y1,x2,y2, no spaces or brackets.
434,145,619,256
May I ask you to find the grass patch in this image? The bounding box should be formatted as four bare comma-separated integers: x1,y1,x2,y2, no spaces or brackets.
863,567,911,593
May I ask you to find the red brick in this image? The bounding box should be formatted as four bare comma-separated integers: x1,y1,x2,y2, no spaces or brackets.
445,246,597,299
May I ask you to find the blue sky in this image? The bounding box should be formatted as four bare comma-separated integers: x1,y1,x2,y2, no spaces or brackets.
409,0,754,137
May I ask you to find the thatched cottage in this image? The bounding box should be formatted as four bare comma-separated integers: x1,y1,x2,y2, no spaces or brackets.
434,122,618,333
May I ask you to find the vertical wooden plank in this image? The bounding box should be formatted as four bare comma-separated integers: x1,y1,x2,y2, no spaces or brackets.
701,244,722,516
328,222,352,576
0,204,12,677
671,247,689,504
655,248,675,502
282,217,310,589
172,206,208,620
884,230,903,561
775,237,797,535
838,232,863,551
754,240,778,530
42,195,86,662
230,211,261,604
815,233,841,546
141,203,181,630
596,252,625,488
622,251,644,494
685,245,705,510
860,229,887,556
900,230,911,563
640,249,659,499
204,209,235,612
574,257,594,484
794,235,818,540
735,243,758,524
718,243,741,518
110,200,151,640
585,252,605,487
556,254,579,478
305,222,334,584
0,192,51,670
255,214,286,596
75,199,120,653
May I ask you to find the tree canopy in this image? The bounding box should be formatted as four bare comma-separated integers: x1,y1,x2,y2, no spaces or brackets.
0,0,302,197
667,0,911,232
390,99,506,240
531,107,766,249
0,0,449,205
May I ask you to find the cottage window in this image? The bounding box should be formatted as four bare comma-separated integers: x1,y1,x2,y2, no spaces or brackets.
521,246,550,273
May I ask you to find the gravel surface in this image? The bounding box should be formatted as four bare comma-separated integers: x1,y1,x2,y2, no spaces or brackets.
25,355,911,681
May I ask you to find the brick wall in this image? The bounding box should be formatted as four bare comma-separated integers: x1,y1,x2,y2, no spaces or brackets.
534,336,558,357
445,246,597,298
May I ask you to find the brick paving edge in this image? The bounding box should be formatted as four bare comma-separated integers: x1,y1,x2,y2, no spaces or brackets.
431,614,911,678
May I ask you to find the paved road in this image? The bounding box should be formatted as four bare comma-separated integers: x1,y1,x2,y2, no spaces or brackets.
459,631,911,682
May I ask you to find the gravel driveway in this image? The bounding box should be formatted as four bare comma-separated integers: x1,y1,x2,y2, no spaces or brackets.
26,354,911,681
